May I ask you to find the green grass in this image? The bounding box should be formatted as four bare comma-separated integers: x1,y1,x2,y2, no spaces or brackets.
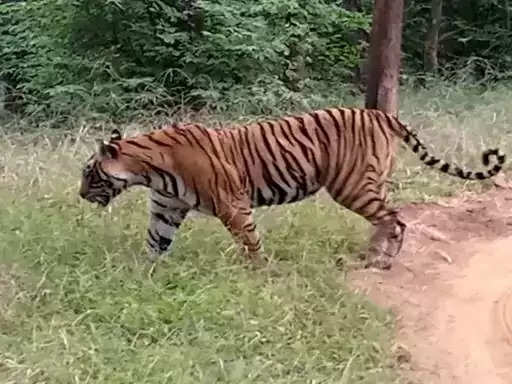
0,136,394,383
1,81,512,383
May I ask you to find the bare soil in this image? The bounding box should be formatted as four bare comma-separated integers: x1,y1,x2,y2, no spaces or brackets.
350,179,512,384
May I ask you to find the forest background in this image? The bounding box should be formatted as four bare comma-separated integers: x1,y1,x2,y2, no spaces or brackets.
1,0,511,127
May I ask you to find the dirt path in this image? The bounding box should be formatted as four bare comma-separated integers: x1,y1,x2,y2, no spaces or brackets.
350,180,512,384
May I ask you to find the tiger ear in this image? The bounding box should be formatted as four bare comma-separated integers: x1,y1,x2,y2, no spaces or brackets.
110,129,122,141
96,139,118,159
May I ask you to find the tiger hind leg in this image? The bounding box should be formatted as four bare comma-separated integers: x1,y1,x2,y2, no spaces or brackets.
327,184,406,270
363,209,406,269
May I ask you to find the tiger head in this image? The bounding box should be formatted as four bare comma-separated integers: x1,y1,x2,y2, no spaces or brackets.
79,129,138,207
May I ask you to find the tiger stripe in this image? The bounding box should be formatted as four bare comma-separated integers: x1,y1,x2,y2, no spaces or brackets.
79,107,506,269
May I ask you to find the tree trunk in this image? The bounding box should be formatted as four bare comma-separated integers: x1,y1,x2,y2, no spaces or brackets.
364,0,404,116
343,0,362,12
424,0,443,73
341,0,368,89
182,0,203,33
282,9,306,92
506,0,511,31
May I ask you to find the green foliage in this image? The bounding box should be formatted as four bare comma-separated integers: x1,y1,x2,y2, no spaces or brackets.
3,0,512,124
403,0,512,78
0,0,369,121
0,0,85,117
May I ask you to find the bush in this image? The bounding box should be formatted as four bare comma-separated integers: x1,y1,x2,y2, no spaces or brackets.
403,0,512,78
0,0,370,122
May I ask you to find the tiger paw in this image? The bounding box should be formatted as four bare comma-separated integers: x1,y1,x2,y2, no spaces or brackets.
248,255,270,270
360,243,394,270
364,255,393,270
141,252,170,275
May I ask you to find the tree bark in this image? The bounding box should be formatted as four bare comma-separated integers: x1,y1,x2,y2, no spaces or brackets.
364,0,404,116
424,0,443,73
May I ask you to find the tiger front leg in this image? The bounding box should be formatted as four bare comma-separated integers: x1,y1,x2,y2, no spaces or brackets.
146,192,190,263
217,204,267,268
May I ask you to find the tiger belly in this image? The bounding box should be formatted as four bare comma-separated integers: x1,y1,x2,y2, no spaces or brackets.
250,181,321,208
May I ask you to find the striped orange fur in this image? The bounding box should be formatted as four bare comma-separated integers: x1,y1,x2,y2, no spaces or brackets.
79,107,506,269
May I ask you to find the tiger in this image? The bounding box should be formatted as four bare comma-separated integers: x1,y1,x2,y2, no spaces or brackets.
79,107,506,270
